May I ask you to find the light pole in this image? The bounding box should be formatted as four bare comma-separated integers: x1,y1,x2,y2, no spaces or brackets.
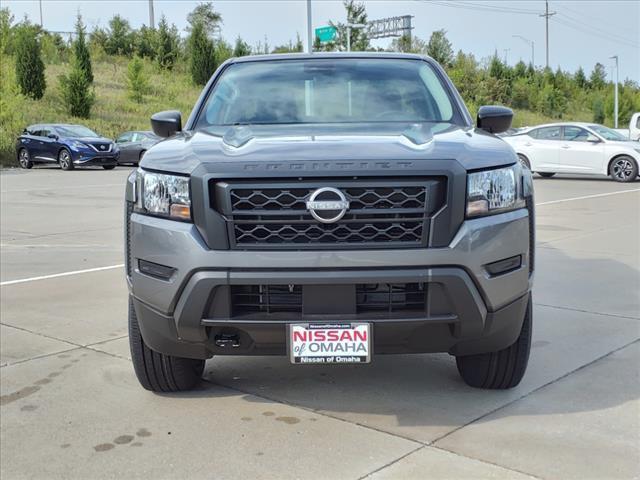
346,23,367,52
539,0,556,69
512,35,534,66
306,0,313,54
148,0,155,28
610,55,619,128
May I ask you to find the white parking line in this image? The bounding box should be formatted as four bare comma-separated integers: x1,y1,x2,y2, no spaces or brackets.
0,183,125,194
0,264,124,286
536,188,640,206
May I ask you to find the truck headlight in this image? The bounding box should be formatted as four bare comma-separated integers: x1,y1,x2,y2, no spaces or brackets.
135,169,191,221
466,164,525,217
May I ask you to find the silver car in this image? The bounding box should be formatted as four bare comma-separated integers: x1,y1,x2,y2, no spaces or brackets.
115,131,160,165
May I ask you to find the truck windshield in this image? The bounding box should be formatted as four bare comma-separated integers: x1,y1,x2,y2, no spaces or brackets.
195,58,457,128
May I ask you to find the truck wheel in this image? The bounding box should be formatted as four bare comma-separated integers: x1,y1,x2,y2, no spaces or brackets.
538,172,555,178
102,165,116,170
456,294,532,389
128,298,205,392
609,156,638,182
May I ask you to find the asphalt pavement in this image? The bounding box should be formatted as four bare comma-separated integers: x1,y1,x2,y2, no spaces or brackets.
1,167,639,480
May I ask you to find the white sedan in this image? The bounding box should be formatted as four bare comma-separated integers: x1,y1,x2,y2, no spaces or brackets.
503,122,640,182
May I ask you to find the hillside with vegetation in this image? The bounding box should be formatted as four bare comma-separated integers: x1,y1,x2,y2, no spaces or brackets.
1,1,638,167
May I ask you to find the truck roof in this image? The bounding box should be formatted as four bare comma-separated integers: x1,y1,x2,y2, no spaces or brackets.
230,52,430,64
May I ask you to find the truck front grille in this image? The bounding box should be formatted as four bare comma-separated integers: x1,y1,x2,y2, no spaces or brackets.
212,179,446,249
230,283,427,317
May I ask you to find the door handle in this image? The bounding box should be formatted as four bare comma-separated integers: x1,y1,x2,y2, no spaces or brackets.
524,142,532,147
561,145,570,149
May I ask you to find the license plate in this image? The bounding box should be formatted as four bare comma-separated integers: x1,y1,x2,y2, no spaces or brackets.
289,323,371,364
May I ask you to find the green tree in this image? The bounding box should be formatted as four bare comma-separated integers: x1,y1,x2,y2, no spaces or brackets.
186,2,222,38
592,96,605,123
89,26,108,51
575,66,586,89
136,25,157,59
189,20,215,85
589,62,607,90
127,56,149,102
215,39,233,65
156,15,180,70
489,52,506,79
272,34,304,53
426,29,453,67
331,0,369,51
389,34,427,54
0,7,14,55
233,36,251,57
105,14,134,56
513,60,527,78
74,14,92,83
59,57,95,117
14,22,46,99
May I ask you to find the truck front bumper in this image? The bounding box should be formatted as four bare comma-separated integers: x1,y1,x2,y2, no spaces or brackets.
126,205,533,360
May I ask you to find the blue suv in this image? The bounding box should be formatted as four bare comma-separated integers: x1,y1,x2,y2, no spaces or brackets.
16,124,119,170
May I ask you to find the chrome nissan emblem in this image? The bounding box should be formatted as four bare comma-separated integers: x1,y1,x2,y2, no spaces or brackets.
100,145,106,150
306,187,350,224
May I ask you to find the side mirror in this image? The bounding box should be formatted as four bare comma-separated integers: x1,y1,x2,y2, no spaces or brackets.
587,135,601,143
47,133,58,140
151,110,182,138
477,106,513,134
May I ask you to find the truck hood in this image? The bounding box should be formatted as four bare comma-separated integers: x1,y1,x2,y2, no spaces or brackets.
140,123,517,175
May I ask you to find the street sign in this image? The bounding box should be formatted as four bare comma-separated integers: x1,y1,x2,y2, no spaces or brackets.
315,25,337,43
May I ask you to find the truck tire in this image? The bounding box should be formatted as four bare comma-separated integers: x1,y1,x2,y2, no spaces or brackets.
456,294,532,389
128,298,205,392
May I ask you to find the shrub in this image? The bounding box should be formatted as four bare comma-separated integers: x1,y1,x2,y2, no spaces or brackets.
104,15,134,56
74,14,92,83
188,20,215,85
14,23,46,99
156,15,180,70
127,56,149,103
59,58,95,118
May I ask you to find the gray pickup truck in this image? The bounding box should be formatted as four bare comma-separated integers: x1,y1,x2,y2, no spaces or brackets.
125,53,534,392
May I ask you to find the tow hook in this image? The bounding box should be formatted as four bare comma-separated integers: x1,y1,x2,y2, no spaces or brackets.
214,333,240,348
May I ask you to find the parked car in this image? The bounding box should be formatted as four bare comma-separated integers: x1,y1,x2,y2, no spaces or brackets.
125,53,535,392
115,130,160,165
504,122,640,182
630,112,640,141
16,124,119,170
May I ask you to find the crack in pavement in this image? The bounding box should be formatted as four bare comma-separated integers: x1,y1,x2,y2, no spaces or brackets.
429,339,640,447
533,302,640,321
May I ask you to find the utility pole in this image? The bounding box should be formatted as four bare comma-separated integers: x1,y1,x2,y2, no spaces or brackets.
39,0,43,28
513,35,534,67
503,48,510,64
539,0,556,69
307,0,313,53
148,0,155,28
610,55,619,128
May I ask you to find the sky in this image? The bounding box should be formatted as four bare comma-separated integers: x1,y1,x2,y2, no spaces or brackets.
4,0,640,81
